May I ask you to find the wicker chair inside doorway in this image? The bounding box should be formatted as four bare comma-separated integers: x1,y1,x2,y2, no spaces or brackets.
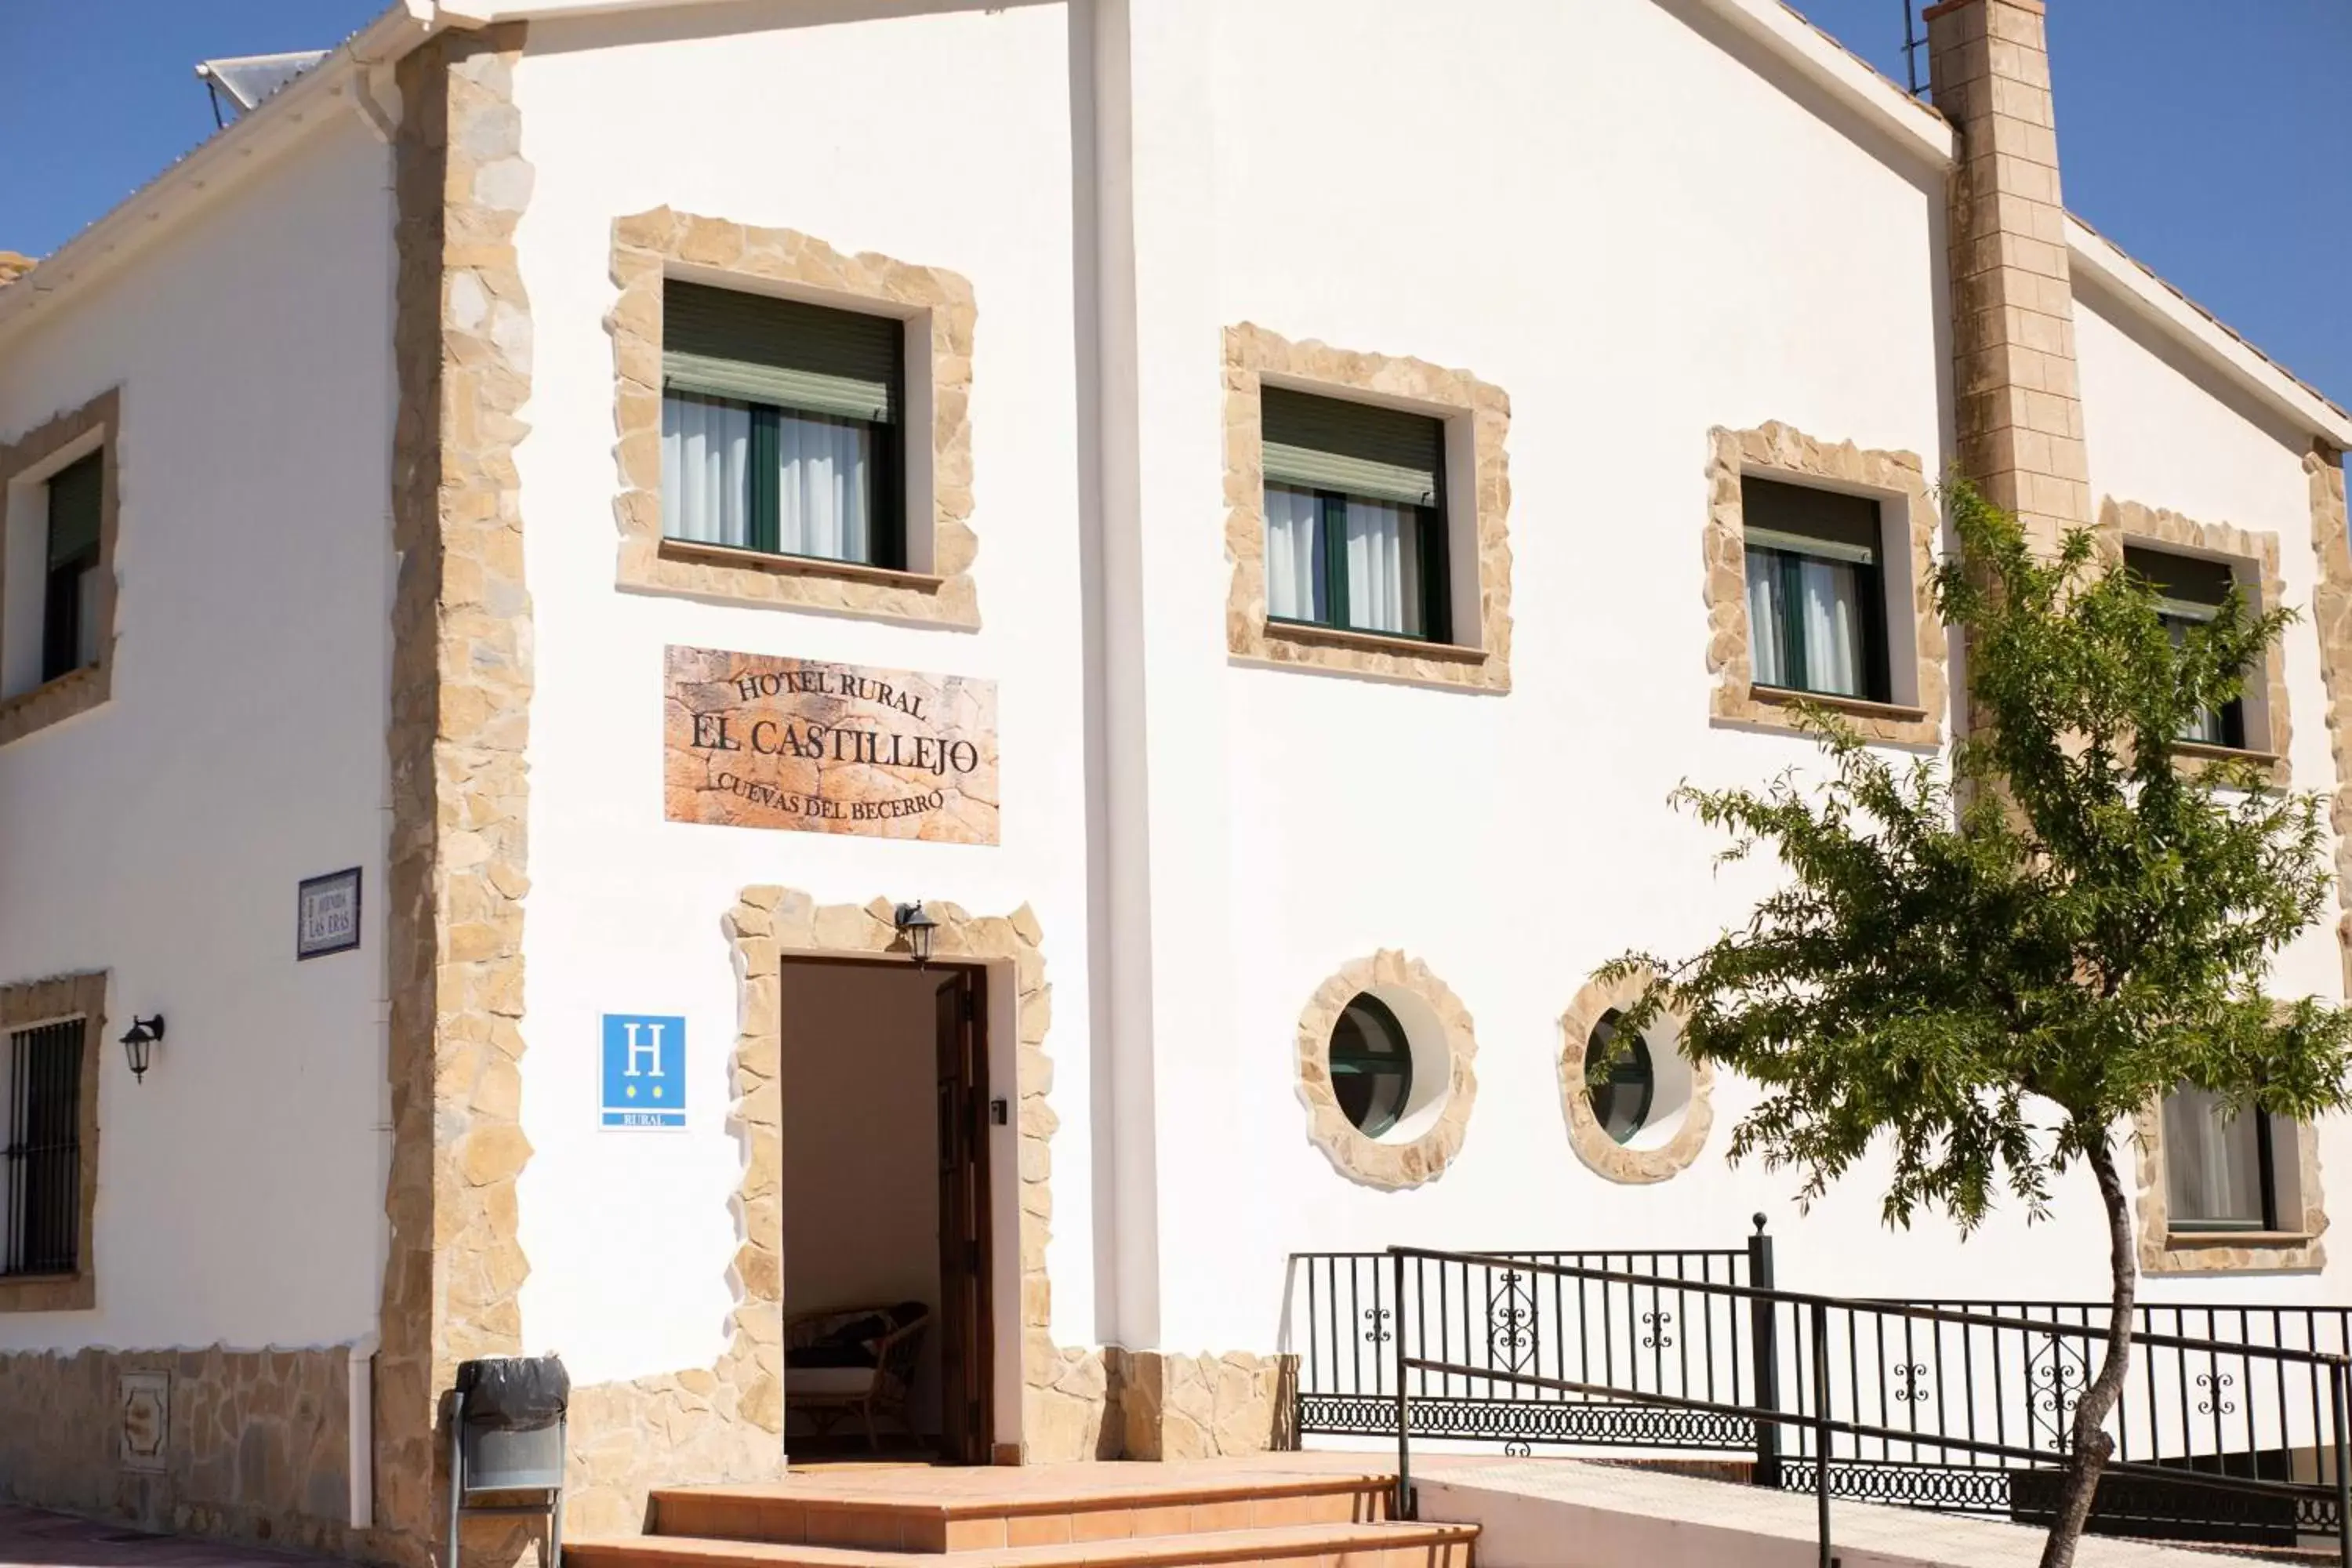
783,1302,932,1450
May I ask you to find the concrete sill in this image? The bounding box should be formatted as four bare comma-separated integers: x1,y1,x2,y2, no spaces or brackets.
2165,1230,2314,1247
658,537,948,592
2173,741,2283,768
1263,619,1490,663
1751,685,1929,724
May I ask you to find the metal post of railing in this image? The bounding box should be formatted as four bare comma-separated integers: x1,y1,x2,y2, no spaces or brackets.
1393,1248,1414,1522
2331,1361,2350,1568
1811,1301,1832,1568
1749,1214,1781,1490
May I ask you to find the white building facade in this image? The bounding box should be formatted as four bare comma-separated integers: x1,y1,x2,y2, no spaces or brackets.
1,0,2349,1560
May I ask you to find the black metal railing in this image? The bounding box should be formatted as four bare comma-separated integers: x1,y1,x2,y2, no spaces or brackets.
1898,1298,2352,1365
1,1018,85,1278
1359,1245,2352,1568
1285,1234,1763,1454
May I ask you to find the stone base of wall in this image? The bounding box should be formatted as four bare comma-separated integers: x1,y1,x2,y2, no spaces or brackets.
0,1341,1290,1555
1112,1351,1297,1461
557,1371,784,1539
1006,1345,1301,1465
1024,1344,1120,1462
0,1345,354,1555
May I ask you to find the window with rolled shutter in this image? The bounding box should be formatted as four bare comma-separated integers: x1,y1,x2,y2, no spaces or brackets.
2125,545,2250,750
1260,388,1450,642
660,281,906,569
1740,477,1891,703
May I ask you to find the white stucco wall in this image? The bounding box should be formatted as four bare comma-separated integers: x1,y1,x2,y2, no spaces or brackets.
2073,277,2352,1301
0,114,395,1353
1127,0,1969,1353
503,0,2352,1389
505,0,1096,1396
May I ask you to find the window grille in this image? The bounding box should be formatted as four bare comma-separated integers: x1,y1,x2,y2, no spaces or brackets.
1,1018,86,1278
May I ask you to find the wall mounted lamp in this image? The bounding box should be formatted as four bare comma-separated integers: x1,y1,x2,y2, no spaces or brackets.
121,1015,165,1083
893,902,938,969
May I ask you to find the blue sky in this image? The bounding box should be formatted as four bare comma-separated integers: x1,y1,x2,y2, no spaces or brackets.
1,1,2346,408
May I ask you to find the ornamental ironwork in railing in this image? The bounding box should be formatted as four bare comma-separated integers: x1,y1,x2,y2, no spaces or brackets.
1283,1229,2352,1564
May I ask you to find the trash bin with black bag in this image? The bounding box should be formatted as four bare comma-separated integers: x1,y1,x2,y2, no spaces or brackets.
448,1355,569,1568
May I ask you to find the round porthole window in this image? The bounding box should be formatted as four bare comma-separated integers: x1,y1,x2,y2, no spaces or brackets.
1296,951,1479,1191
1586,1011,1655,1144
1330,994,1414,1138
1559,969,1714,1185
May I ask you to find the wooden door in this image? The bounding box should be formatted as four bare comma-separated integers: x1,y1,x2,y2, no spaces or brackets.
934,968,993,1463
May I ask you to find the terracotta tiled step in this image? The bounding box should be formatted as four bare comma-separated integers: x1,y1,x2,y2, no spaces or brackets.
649,1468,1397,1554
565,1519,1475,1568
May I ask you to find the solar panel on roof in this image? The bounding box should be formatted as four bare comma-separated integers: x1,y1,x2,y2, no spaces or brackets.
194,50,330,124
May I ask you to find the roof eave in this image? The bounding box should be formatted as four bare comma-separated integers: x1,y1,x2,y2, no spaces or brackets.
2066,215,2352,453
1687,0,1956,168
3,0,2343,460
0,5,435,353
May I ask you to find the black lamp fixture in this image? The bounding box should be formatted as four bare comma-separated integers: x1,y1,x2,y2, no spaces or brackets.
893,902,938,969
120,1015,165,1083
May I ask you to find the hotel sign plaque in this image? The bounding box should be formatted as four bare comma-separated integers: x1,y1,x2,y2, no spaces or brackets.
663,645,1000,844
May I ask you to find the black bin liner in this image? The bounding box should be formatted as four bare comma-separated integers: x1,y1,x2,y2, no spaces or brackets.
456,1356,570,1431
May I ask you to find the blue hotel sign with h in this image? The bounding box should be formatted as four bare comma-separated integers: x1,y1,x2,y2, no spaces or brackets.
601,1014,686,1129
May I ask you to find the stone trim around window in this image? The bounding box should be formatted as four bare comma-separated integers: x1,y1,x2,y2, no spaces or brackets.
1556,968,1715,1186
608,209,979,630
1222,323,1512,693
2099,496,2293,789
2132,1102,2326,1276
1704,422,1946,746
1294,950,1479,1191
0,389,120,747
0,970,106,1312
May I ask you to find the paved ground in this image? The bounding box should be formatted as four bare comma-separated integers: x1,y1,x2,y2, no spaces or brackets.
1419,1458,2247,1568
0,1508,341,1568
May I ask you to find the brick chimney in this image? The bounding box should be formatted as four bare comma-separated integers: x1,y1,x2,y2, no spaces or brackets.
1926,0,2089,549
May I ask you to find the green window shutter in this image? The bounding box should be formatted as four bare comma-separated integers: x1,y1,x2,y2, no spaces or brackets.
2124,546,2238,620
1741,477,1880,564
1262,387,1442,506
663,281,901,425
45,452,103,568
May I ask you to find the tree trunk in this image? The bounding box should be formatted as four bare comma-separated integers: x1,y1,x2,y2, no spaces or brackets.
2036,1131,2139,1568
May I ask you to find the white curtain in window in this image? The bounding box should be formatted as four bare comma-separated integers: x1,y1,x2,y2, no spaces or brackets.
1265,485,1324,622
2162,1087,2267,1227
1798,557,1864,697
1344,497,1423,637
777,411,873,564
1747,551,1788,687
661,391,751,546
2163,617,2230,744
73,566,100,668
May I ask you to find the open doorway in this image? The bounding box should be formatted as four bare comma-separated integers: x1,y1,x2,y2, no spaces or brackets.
777,957,994,1464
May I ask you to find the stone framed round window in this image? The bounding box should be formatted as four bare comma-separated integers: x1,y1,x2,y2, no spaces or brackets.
1297,951,1477,1190
1559,970,1712,1184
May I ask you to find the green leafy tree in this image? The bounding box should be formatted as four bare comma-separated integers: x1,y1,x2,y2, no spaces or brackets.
1602,480,2352,1568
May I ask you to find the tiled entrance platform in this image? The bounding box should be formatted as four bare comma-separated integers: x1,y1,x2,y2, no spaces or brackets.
565,1458,1475,1568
